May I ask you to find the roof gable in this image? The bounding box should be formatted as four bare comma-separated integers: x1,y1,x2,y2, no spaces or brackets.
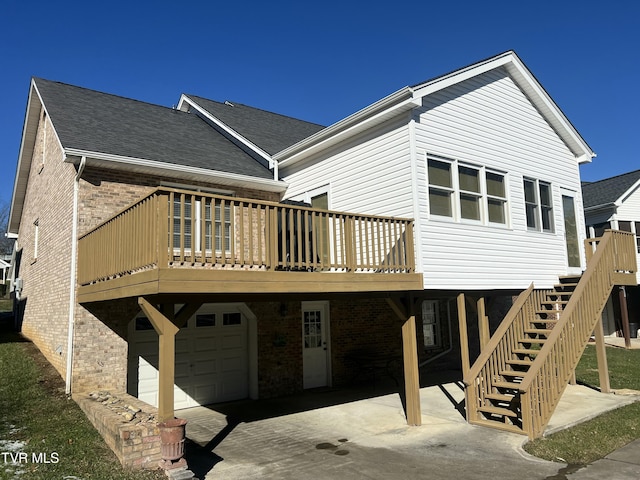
582,169,640,209
180,95,325,156
276,51,594,167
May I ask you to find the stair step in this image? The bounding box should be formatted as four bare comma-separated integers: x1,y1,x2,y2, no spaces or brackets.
478,405,519,417
513,348,539,356
506,358,533,366
485,392,519,403
541,300,570,306
493,381,522,390
469,418,524,435
524,328,552,335
519,337,546,344
500,370,525,378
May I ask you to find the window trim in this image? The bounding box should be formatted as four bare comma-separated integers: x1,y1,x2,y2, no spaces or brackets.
426,154,508,227
524,177,554,233
422,300,440,348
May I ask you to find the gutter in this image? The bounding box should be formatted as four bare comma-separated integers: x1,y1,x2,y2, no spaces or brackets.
62,149,288,193
65,156,86,395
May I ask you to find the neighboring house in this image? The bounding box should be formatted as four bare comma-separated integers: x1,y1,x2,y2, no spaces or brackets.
8,50,637,467
582,169,640,334
0,258,9,284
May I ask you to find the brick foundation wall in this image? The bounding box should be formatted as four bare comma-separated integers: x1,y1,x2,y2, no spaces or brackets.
250,297,402,397
74,392,162,469
250,301,303,398
329,298,403,386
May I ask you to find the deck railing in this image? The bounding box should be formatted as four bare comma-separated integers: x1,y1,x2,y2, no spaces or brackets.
77,188,416,285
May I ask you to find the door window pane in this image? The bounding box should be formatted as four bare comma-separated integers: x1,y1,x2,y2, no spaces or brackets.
303,310,322,348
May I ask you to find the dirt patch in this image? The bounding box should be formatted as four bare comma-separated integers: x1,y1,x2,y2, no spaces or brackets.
19,337,68,400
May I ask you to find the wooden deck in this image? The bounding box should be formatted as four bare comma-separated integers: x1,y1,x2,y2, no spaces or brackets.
77,188,423,303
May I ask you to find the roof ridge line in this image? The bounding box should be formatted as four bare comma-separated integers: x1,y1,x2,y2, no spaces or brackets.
184,93,326,128
33,77,182,114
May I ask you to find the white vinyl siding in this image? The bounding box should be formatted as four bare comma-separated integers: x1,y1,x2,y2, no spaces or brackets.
414,68,585,289
611,184,640,282
282,115,414,219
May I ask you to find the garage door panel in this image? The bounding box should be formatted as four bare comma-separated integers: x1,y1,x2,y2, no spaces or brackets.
221,375,248,398
221,333,244,349
221,355,245,372
194,361,216,376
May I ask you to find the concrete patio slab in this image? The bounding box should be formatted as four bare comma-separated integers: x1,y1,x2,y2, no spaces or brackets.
178,383,639,479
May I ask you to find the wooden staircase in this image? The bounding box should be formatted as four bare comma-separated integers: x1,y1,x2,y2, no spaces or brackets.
464,230,638,438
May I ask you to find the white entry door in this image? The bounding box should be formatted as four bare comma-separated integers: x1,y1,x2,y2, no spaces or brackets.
302,301,330,389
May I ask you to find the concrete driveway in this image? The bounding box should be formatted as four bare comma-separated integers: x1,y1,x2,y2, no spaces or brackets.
179,382,638,479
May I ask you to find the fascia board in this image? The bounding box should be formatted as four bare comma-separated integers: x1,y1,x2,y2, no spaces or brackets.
9,82,42,233
411,53,515,97
275,88,417,167
178,94,274,166
9,80,67,234
63,149,288,193
583,203,616,214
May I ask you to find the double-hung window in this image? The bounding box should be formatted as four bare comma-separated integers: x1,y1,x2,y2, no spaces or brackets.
427,156,507,225
428,159,454,217
524,178,554,232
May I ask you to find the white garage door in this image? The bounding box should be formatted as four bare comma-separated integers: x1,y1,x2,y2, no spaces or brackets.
128,304,248,410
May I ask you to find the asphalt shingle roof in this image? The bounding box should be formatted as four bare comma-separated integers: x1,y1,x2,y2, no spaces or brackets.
582,169,640,209
183,95,325,155
34,78,273,179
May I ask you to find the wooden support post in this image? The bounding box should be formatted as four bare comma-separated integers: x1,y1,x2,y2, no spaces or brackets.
139,298,179,422
477,297,490,352
593,316,611,393
457,294,470,381
619,287,631,349
386,297,422,426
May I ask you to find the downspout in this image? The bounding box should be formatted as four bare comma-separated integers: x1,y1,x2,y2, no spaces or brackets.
272,158,279,181
65,156,86,395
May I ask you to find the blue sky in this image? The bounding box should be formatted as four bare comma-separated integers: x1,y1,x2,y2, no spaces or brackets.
1,0,638,210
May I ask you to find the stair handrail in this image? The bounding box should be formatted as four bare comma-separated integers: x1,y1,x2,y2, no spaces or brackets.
518,230,637,437
463,283,535,386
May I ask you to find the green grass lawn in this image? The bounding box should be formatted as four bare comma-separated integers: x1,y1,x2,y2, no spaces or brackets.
0,329,164,480
524,344,640,465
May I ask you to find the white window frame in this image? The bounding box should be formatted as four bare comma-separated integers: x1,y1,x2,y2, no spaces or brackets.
426,155,508,227
524,178,554,233
422,300,440,348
